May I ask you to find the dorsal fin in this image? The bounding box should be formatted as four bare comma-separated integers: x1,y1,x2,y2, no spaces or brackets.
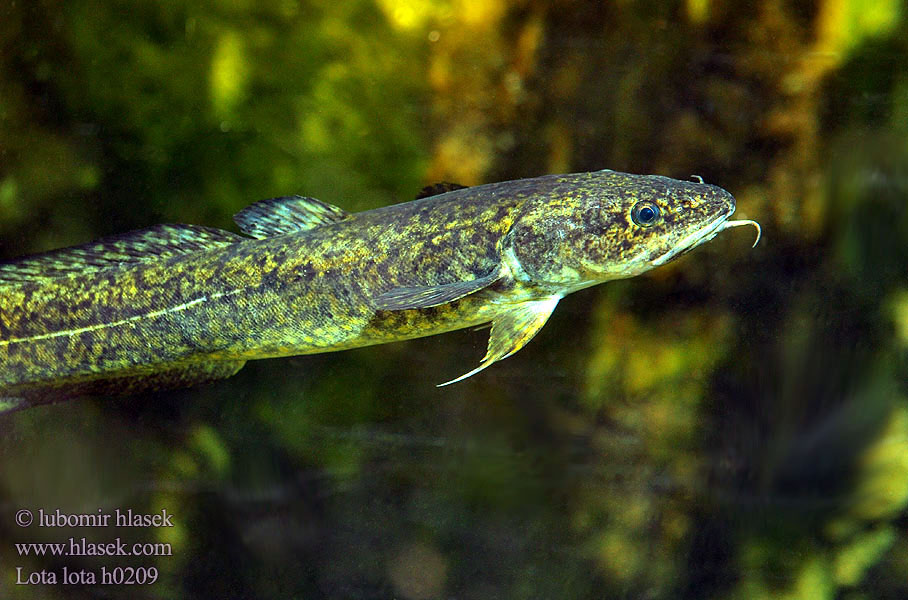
0,224,243,284
415,182,469,199
233,195,350,239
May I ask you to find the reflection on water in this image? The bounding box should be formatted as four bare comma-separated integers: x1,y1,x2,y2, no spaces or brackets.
2,1,907,598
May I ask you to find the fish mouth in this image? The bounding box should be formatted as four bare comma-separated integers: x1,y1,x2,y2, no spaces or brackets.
651,211,761,267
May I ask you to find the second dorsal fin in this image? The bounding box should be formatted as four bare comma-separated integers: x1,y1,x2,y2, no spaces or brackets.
415,182,469,199
233,195,351,239
0,224,244,284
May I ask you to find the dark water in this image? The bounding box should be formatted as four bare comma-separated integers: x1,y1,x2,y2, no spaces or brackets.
2,2,907,599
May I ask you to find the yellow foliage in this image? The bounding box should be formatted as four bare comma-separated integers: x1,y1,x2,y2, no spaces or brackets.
190,425,231,476
686,0,711,24
377,0,440,30
210,31,249,119
787,558,835,600
597,530,644,580
817,0,901,62
852,405,908,520
889,289,908,348
833,526,896,586
734,551,835,600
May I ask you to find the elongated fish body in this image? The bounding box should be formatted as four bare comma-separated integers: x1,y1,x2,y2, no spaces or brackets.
0,170,759,411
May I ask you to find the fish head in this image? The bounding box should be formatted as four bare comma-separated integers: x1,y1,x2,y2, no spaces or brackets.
502,170,757,291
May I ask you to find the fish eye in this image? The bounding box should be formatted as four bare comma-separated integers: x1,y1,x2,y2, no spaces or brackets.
631,201,661,227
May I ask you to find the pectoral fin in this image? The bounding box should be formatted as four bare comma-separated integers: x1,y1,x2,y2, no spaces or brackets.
374,271,500,310
438,296,561,387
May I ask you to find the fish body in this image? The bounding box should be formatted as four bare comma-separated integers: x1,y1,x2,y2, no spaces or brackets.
0,170,758,410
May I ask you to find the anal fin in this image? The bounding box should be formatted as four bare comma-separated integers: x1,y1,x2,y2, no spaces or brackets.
95,360,248,397
0,360,247,414
438,296,561,386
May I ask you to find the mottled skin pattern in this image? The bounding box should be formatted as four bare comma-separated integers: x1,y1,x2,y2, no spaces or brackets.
0,170,739,409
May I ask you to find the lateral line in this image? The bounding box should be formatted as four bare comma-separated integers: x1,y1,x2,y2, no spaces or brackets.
0,288,244,347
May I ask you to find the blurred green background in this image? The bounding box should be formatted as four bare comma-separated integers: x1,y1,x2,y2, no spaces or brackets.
1,0,907,598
